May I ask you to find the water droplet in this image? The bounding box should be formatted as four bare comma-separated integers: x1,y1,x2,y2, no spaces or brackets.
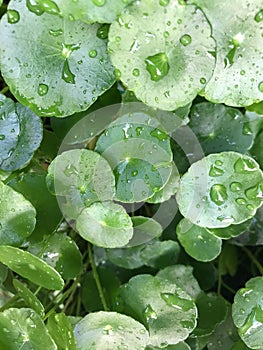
92,0,106,6
89,49,97,58
64,163,78,177
135,126,143,136
164,31,169,38
254,9,263,22
246,204,254,211
0,134,5,140
210,184,228,206
7,9,20,24
242,122,253,135
240,69,246,75
37,83,49,96
132,68,140,76
245,184,263,200
200,77,206,84
234,157,257,173
258,81,263,92
143,304,157,322
150,128,168,141
26,0,60,16
132,170,138,177
103,324,113,335
49,28,63,37
180,34,192,46
62,59,75,84
209,165,224,177
161,292,193,311
159,0,169,6
61,43,80,59
215,160,223,166
114,69,121,78
145,52,170,82
96,24,109,39
230,182,242,192
239,306,263,337
236,198,247,205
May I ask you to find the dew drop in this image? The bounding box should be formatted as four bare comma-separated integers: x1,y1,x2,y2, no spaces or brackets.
200,77,206,84
254,9,263,22
230,182,242,192
209,165,224,177
245,183,263,200
145,52,170,82
234,157,257,173
215,160,223,166
103,324,113,335
143,304,157,322
150,128,168,141
96,24,109,39
92,0,106,6
89,49,97,58
258,81,263,92
64,164,78,177
240,69,246,75
114,69,121,78
132,68,140,77
37,83,49,96
62,59,75,84
239,306,263,337
210,184,228,206
49,28,63,37
242,122,253,135
159,0,170,6
161,292,193,311
236,198,247,205
163,31,169,38
135,126,143,136
246,204,255,211
132,170,138,177
180,34,192,46
7,9,20,24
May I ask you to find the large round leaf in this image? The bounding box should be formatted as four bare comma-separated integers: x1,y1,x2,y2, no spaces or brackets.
191,0,263,106
120,274,197,347
189,102,253,154
108,0,215,110
76,201,133,248
0,181,36,246
0,308,57,350
232,276,263,349
0,245,64,290
176,152,263,228
176,219,222,261
0,0,115,117
46,149,115,220
74,311,149,350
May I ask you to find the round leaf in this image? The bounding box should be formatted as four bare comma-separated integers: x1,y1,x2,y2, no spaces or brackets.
0,246,64,290
232,276,263,349
106,245,144,269
189,102,253,154
140,240,180,268
0,308,57,350
74,311,149,350
176,219,222,262
76,201,133,248
108,0,215,110
120,274,197,347
176,152,263,228
191,0,263,106
0,0,115,117
127,216,163,247
46,149,115,220
0,181,36,246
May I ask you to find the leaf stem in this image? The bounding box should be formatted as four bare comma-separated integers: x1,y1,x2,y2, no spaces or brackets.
241,246,263,275
88,243,109,311
0,294,19,312
0,86,9,95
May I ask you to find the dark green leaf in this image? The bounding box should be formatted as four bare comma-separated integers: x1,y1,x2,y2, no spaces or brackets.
47,313,77,350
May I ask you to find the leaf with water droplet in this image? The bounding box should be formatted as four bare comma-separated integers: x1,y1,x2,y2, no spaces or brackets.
0,246,64,290
189,0,263,106
46,149,115,220
189,102,253,154
76,201,133,248
0,0,115,117
47,313,77,350
108,0,215,110
176,218,222,261
232,276,263,349
74,311,149,349
0,181,36,246
207,219,252,240
120,274,197,347
177,152,263,228
0,308,57,350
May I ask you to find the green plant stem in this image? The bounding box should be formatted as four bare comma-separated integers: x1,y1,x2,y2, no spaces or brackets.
88,243,109,311
217,254,223,295
0,86,9,94
34,286,42,296
0,295,19,312
221,280,236,294
241,246,263,275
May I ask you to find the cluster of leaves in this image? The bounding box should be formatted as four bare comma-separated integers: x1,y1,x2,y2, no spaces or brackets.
0,0,263,349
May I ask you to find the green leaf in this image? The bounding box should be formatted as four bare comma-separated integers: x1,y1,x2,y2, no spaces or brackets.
106,245,144,269
146,342,191,350
127,216,163,247
76,201,133,248
0,246,64,290
120,274,197,347
0,0,115,117
108,0,215,110
49,0,134,24
46,149,115,220
0,96,42,171
189,102,253,154
13,279,45,317
219,244,238,277
28,233,82,280
247,101,263,115
232,276,263,349
8,173,62,242
250,129,263,170
177,219,222,261
208,219,252,240
47,313,77,350
74,311,149,349
0,308,57,350
190,0,263,106
177,152,263,228
0,181,36,246
95,114,173,202
140,240,180,268
157,265,201,300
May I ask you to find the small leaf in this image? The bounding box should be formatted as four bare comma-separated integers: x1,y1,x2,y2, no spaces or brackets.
76,201,133,248
108,0,215,110
0,181,36,246
0,246,64,290
177,219,222,261
0,308,57,350
13,279,45,317
74,311,149,349
232,276,263,349
47,313,77,350
177,152,263,228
